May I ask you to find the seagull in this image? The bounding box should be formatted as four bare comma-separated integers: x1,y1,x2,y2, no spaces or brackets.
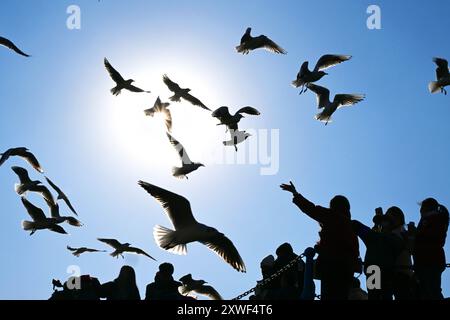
223,130,252,152
67,246,106,257
144,96,172,132
104,58,150,96
212,106,260,132
293,54,352,94
138,181,246,272
179,274,223,300
45,176,78,216
0,36,30,57
20,197,68,235
306,83,365,125
429,57,450,95
236,27,286,55
97,238,156,261
162,74,211,111
44,197,83,227
0,147,43,173
166,133,204,179
12,166,55,204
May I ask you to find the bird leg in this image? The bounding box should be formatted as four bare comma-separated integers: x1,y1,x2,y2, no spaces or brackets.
30,230,35,236
234,145,238,152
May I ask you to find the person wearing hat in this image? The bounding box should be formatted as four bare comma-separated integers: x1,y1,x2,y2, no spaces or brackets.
412,198,449,300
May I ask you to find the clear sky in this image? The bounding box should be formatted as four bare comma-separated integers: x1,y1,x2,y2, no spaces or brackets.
0,0,449,299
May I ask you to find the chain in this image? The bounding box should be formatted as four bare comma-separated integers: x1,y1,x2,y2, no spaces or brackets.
231,254,305,300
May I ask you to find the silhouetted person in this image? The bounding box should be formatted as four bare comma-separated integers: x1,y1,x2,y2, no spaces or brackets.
348,277,368,300
50,275,101,300
100,266,141,300
145,263,184,300
352,207,406,300
412,198,449,300
251,255,276,300
273,243,305,299
281,181,360,300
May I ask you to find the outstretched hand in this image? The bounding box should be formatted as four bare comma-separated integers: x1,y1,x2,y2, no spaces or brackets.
280,181,298,194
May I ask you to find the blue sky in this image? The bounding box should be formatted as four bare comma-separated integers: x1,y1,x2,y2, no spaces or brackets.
0,0,449,299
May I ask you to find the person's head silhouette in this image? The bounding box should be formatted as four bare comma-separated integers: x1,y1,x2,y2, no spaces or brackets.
330,195,351,218
276,242,294,258
159,263,175,276
116,265,137,284
385,206,405,230
420,198,439,216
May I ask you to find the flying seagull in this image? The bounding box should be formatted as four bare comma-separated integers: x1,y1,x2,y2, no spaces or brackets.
45,176,78,216
166,132,204,179
67,246,106,257
306,83,365,125
12,166,55,204
293,54,352,94
138,181,246,272
162,74,211,111
144,96,172,132
236,27,286,55
223,130,252,152
104,58,150,96
179,274,223,300
0,36,30,57
212,106,260,132
44,197,82,227
97,238,156,261
20,197,68,235
429,57,450,95
0,147,43,173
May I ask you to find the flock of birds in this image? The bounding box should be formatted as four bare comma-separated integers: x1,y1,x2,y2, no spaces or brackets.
1,24,449,299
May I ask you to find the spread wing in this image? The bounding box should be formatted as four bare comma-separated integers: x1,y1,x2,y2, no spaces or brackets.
45,177,78,216
126,246,157,261
306,83,331,109
201,233,246,272
21,197,47,221
19,150,43,173
138,181,197,229
163,74,181,92
167,133,192,165
183,93,211,111
236,106,260,116
196,285,223,300
257,35,287,54
104,58,125,84
334,94,366,108
314,54,352,71
97,238,122,249
127,84,149,93
0,36,30,57
12,166,32,184
433,57,450,79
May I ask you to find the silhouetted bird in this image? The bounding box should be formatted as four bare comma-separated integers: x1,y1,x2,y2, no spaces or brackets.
223,130,251,152
179,274,223,300
0,36,30,57
12,166,55,204
429,57,450,95
138,181,246,272
306,83,365,125
236,27,286,55
104,58,150,96
44,198,82,227
97,238,156,261
0,147,43,172
212,106,260,131
45,177,78,216
166,133,204,179
67,246,106,257
162,75,210,111
293,55,352,94
144,96,172,132
20,197,68,235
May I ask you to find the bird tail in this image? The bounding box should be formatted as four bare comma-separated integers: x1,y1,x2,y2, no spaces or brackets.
292,79,304,88
235,45,246,54
153,225,187,255
171,167,186,179
169,95,181,102
65,217,83,227
22,220,36,231
315,112,333,124
428,81,441,94
111,87,121,96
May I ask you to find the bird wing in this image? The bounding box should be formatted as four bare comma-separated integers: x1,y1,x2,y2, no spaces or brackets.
11,166,32,184
201,233,246,272
306,83,331,109
67,246,77,252
21,150,43,173
104,58,125,84
45,177,78,216
97,238,122,249
196,285,223,300
299,61,309,75
183,93,211,111
163,74,181,92
166,133,192,165
30,185,56,205
211,106,231,119
178,285,191,296
314,54,352,71
0,150,11,167
433,57,449,79
258,35,287,54
126,246,157,261
0,36,30,57
21,197,47,221
236,106,260,116
164,108,173,132
138,181,197,229
127,84,149,93
334,94,366,108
